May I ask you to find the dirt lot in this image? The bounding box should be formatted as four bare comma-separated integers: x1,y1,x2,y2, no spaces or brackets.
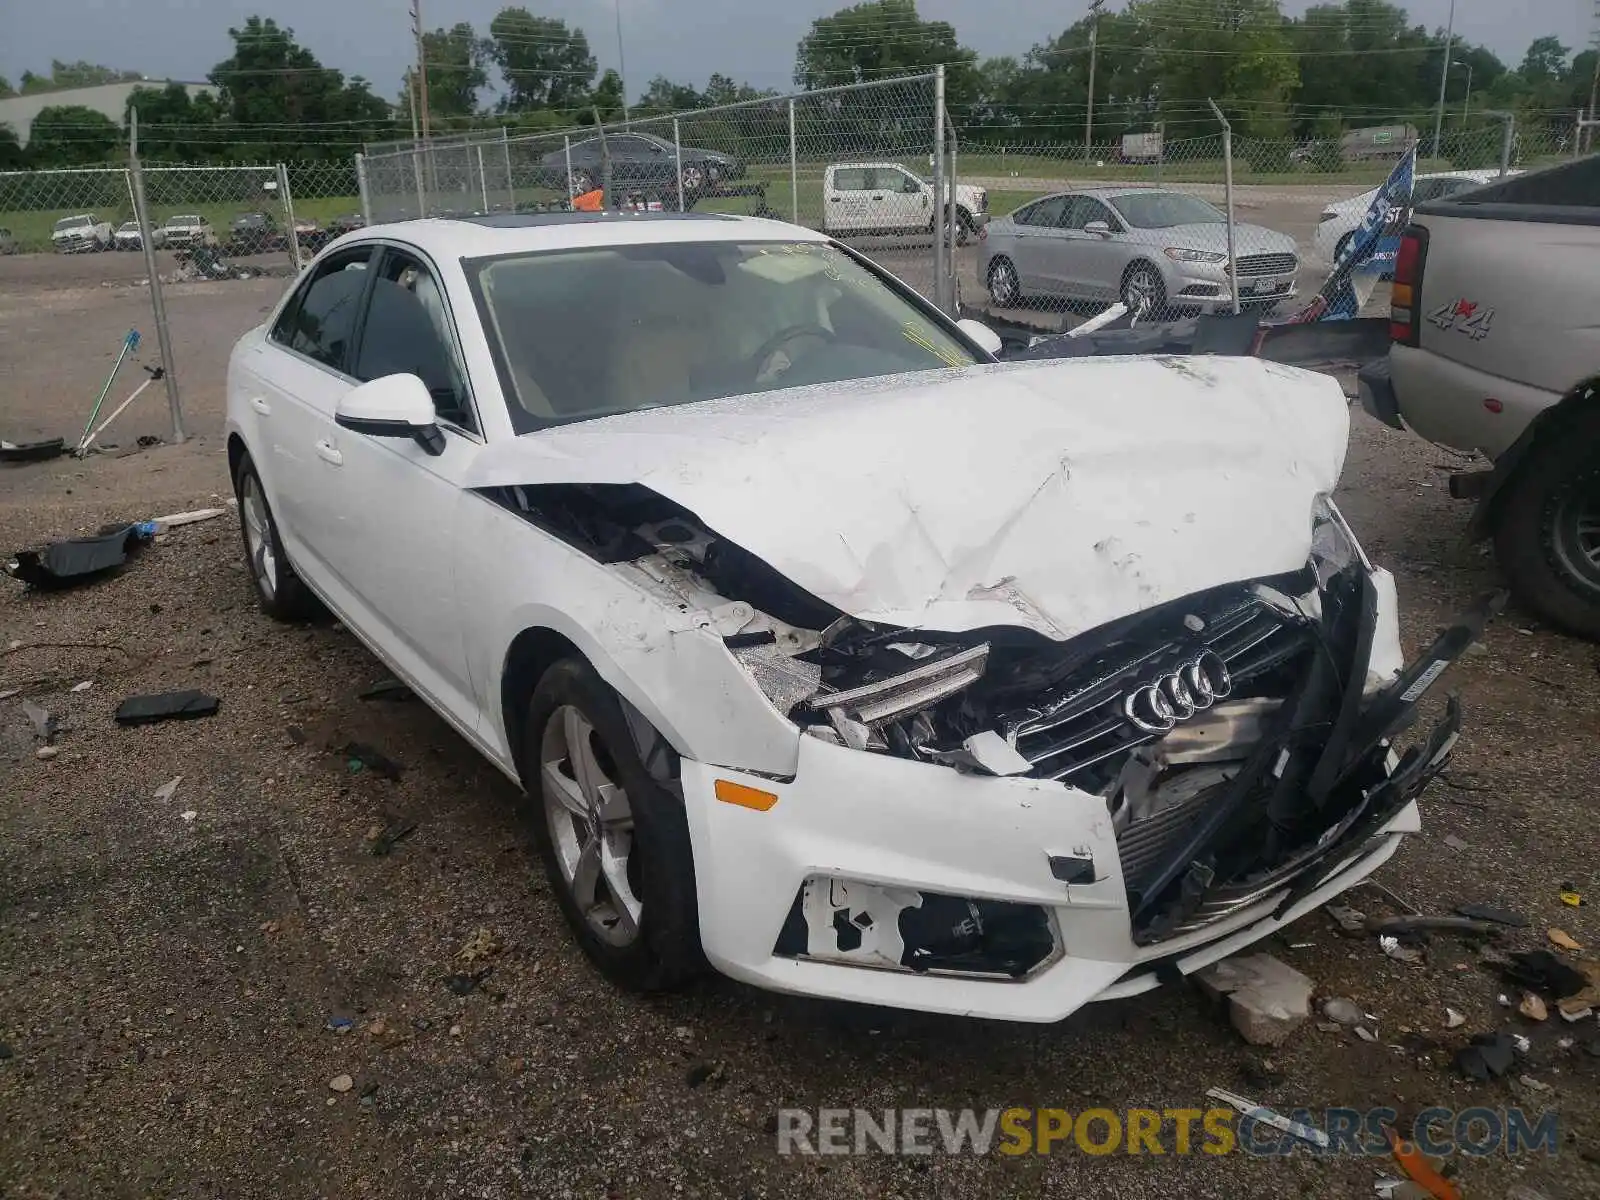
2,251,1598,1200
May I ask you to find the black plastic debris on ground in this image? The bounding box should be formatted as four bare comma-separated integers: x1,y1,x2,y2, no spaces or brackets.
1455,902,1530,928
1454,1032,1519,1082
0,438,66,465
1501,950,1589,998
114,690,220,726
344,742,403,781
444,969,491,996
8,523,153,590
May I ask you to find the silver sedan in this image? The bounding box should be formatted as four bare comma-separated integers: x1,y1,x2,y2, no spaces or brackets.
979,188,1300,317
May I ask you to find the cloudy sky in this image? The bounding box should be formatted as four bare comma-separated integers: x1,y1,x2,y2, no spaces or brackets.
2,0,1592,104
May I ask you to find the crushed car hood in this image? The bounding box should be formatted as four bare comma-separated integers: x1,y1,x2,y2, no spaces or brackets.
467,357,1350,639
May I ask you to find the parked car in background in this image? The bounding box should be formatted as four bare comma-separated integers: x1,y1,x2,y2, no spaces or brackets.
0,227,17,255
1314,171,1519,264
820,163,988,241
325,213,367,239
538,132,740,197
981,188,1298,316
114,220,165,251
51,214,113,253
162,214,216,250
1359,156,1600,639
292,216,328,251
229,212,286,255
224,210,1471,1021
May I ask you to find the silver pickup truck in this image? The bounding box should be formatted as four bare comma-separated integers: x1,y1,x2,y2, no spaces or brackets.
1358,155,1600,639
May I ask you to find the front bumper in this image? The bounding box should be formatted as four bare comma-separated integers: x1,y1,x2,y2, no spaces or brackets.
1169,261,1297,310
682,585,1490,1022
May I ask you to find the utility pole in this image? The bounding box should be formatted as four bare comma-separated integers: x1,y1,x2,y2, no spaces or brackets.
615,0,631,127
1084,0,1106,165
410,0,431,141
1430,0,1455,160
1453,59,1471,127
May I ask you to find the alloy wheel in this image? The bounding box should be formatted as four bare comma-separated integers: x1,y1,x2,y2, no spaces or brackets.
988,258,1020,308
1122,267,1162,320
239,473,278,598
681,164,706,192
1549,487,1600,598
540,704,643,947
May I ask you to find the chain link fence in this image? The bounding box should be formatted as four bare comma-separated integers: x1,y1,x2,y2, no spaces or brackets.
955,119,1572,324
356,74,961,310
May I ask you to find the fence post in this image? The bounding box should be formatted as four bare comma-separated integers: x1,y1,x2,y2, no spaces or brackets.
1578,110,1586,159
932,66,948,315
127,110,184,444
673,118,684,212
502,128,516,211
945,111,958,309
788,99,799,224
1493,111,1515,176
564,135,574,199
355,153,373,226
277,163,302,271
1207,99,1239,316
412,144,426,217
476,143,490,212
1155,121,1164,186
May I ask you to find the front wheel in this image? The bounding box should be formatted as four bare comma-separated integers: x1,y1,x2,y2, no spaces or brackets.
1492,417,1600,640
1121,261,1168,322
523,659,704,992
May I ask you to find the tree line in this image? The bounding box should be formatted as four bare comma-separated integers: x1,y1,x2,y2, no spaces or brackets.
2,0,1595,169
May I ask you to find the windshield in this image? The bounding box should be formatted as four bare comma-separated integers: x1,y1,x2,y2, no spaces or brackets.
118,222,139,232
166,215,201,226
472,239,978,432
54,217,91,231
1110,192,1225,228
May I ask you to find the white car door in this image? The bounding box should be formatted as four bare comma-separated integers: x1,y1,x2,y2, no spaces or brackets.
874,166,931,233
238,244,377,582
826,168,872,233
308,243,484,733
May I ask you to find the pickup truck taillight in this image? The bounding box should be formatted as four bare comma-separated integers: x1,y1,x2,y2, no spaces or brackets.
1388,224,1428,345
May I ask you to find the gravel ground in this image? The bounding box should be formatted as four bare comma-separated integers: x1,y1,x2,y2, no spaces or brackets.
2,254,1598,1199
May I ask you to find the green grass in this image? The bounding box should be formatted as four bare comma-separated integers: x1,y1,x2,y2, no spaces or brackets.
0,195,363,254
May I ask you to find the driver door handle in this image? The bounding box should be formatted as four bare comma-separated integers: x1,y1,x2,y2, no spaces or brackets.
248,396,271,416
870,194,884,200
315,439,343,467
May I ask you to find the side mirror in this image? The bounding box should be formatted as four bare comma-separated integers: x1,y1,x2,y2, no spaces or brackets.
335,373,445,456
1083,220,1112,237
956,318,1004,357
903,178,923,194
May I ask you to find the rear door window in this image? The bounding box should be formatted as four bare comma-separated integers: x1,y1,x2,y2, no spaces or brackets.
270,246,375,371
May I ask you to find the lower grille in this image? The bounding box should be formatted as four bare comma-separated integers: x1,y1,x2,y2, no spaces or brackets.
1233,252,1298,277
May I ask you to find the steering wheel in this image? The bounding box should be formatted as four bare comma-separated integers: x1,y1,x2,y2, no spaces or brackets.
749,323,836,383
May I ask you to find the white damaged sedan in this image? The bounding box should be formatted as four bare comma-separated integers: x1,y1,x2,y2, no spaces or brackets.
227,212,1486,1021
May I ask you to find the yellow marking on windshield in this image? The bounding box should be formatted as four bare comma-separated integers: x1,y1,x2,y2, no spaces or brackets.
901,322,967,367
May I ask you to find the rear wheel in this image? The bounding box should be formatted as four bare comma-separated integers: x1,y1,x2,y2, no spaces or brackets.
1493,416,1600,640
523,659,704,991
234,452,319,621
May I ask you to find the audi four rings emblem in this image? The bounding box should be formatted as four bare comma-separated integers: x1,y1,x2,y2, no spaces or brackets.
1123,651,1233,733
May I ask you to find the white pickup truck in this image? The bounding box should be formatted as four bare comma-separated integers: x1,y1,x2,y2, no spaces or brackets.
51,213,113,253
821,163,987,240
1358,155,1600,638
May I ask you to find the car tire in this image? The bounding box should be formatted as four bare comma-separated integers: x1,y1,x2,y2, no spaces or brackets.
1492,416,1600,640
681,164,707,193
233,452,320,622
522,658,704,992
1121,261,1168,321
987,256,1023,308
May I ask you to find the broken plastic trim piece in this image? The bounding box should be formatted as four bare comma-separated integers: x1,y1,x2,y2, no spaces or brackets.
7,522,154,590
808,644,989,726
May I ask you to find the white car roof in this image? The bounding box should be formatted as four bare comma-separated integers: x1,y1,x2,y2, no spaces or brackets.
337,212,827,262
